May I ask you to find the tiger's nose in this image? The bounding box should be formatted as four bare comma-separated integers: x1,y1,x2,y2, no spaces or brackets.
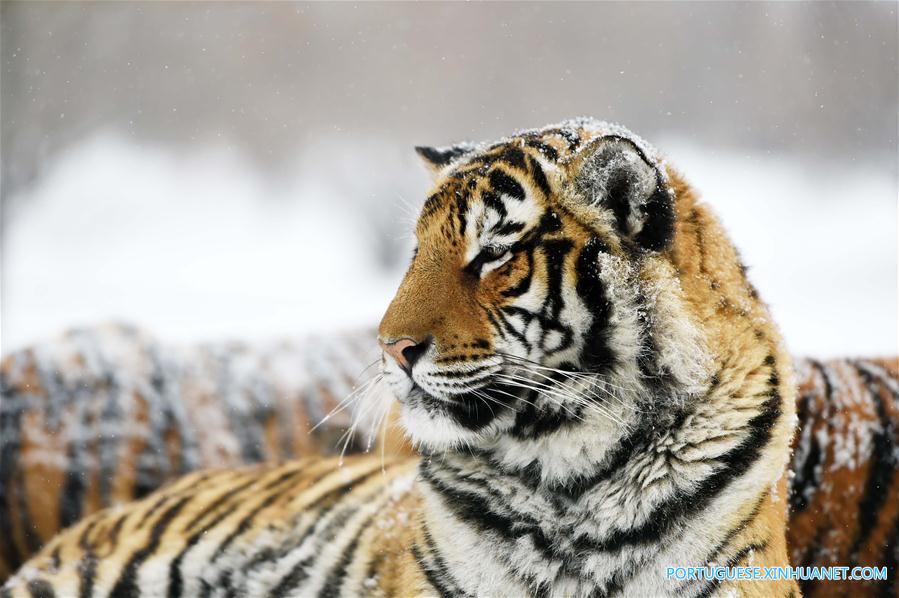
380,337,430,374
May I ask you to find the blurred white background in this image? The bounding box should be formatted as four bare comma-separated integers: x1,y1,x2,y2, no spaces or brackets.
1,2,896,357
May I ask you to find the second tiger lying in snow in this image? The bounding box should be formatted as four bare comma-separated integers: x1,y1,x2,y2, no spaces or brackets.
4,119,800,597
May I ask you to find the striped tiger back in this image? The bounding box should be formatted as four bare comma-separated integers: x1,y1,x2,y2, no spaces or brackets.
788,357,899,597
0,323,384,580
3,455,423,597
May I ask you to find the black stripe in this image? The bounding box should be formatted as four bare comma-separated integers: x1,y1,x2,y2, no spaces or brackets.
269,472,391,598
702,490,768,566
317,513,379,598
136,471,213,530
580,385,782,553
481,191,507,218
455,188,470,237
147,346,200,477
413,523,474,597
546,404,680,501
432,369,494,384
442,389,506,430
97,363,124,507
184,463,292,532
59,385,91,528
540,239,573,320
198,579,214,598
607,466,770,598
77,553,98,598
500,249,534,299
362,551,386,594
134,369,176,500
216,462,384,569
510,384,582,440
106,512,128,549
421,193,442,219
848,362,897,564
675,491,769,598
0,365,24,573
109,496,192,598
488,169,525,201
483,307,505,338
419,464,551,558
492,220,526,237
237,499,343,589
575,237,616,373
527,155,553,198
416,145,472,169
77,518,100,598
853,360,899,593
214,352,266,465
420,464,520,538
412,543,454,597
210,478,308,561
269,554,315,598
136,493,171,529
790,360,832,514
524,140,559,162
26,579,56,598
135,471,213,530
497,307,533,346
692,539,769,598
788,386,817,514
472,147,527,170
167,473,292,598
182,473,261,533
537,127,580,151
421,461,577,587
14,466,42,556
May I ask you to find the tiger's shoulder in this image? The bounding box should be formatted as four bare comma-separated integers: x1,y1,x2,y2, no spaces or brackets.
2,454,424,598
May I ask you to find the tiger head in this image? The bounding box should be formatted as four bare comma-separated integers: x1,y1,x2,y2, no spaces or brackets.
378,119,766,464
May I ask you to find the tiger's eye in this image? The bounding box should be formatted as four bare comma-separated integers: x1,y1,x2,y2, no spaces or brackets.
482,246,507,261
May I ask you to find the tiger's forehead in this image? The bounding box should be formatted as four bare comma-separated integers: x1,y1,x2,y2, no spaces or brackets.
415,152,543,254
416,135,565,233
414,120,637,221
413,119,664,247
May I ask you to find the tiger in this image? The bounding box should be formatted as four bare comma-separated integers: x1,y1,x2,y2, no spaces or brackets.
0,322,392,581
0,118,890,596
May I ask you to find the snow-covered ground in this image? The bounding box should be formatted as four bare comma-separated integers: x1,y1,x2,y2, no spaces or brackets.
2,133,896,358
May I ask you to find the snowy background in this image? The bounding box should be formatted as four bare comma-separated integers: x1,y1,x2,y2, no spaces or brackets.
2,2,897,358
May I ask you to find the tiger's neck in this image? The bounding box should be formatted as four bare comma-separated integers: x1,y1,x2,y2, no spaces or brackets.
414,358,797,596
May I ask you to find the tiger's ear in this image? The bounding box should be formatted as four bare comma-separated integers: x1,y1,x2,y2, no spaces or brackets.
569,136,675,251
414,143,475,179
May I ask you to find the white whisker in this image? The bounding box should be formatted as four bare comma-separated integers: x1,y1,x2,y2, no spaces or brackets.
495,373,629,428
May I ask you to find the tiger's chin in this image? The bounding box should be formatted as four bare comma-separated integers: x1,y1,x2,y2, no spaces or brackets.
396,385,518,452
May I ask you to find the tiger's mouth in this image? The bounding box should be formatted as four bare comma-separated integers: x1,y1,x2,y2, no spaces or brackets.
406,380,522,430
